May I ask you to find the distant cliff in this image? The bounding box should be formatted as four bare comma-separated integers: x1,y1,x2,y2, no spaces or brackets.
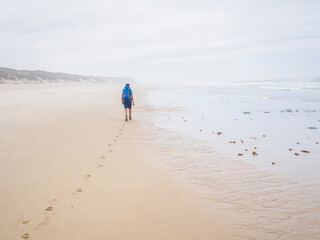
0,67,135,84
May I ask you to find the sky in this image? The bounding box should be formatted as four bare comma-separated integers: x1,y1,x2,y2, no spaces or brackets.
0,0,319,83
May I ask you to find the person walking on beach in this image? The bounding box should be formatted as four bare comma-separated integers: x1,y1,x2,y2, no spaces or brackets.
122,83,135,121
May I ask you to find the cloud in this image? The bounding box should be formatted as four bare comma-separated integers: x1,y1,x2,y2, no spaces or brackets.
0,0,319,83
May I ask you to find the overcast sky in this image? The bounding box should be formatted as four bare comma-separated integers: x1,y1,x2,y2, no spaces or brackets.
0,0,319,83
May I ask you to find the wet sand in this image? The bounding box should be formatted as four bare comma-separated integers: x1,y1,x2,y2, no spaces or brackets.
0,84,234,240
144,84,320,239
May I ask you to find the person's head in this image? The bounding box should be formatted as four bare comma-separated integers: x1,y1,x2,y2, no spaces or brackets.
125,83,130,89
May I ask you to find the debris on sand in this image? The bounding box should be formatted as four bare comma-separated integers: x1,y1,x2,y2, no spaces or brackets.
297,142,299,144
243,112,251,114
316,142,319,144
245,149,248,151
262,135,266,137
252,152,258,156
308,127,317,130
254,147,257,149
289,148,293,151
301,150,310,153
238,153,243,156
200,129,202,132
295,153,300,156
285,109,293,113
217,132,222,135
264,112,270,114
272,162,275,165
240,139,244,143
184,120,187,122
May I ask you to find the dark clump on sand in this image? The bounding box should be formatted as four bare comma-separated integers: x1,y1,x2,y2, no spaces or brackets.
264,112,270,114
301,150,310,153
285,109,293,113
243,112,251,114
252,151,258,156
308,127,317,130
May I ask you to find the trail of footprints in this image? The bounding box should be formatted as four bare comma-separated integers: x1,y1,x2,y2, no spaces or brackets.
18,124,126,239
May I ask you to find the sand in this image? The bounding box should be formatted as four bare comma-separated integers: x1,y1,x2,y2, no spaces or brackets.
2,83,319,240
144,84,320,239
0,84,234,240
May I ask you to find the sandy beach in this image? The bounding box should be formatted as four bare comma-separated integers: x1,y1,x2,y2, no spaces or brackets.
1,0,320,239
0,84,234,240
1,82,320,240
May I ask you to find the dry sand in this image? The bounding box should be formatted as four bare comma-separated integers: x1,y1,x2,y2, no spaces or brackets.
0,84,235,240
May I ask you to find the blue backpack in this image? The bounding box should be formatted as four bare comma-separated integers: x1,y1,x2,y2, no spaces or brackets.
123,86,132,101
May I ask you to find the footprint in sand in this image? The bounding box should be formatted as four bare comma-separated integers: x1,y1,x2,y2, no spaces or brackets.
108,150,113,153
96,165,103,168
45,206,53,211
84,174,91,179
21,220,31,225
72,189,82,194
37,217,50,228
100,156,106,159
108,144,112,146
21,233,30,239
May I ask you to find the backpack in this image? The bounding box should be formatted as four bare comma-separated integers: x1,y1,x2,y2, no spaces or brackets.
123,86,132,101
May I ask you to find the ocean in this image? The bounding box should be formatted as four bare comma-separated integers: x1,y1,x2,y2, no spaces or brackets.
146,78,320,182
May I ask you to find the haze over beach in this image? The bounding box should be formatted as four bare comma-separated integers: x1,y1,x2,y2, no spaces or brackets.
1,1,320,240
